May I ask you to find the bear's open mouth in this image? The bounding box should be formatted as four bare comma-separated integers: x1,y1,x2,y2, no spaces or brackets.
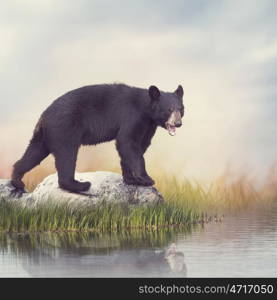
165,122,176,136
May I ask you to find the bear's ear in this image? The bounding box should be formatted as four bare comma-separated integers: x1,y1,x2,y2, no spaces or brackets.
175,85,184,98
148,85,160,100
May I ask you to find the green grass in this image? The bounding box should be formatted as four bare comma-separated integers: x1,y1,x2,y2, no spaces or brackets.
0,175,275,233
0,200,200,233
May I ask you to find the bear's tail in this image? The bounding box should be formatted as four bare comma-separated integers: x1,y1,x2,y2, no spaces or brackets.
31,117,44,143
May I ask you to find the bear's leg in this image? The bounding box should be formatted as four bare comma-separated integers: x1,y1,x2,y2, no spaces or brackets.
11,141,50,191
140,126,157,185
116,138,154,186
54,147,91,192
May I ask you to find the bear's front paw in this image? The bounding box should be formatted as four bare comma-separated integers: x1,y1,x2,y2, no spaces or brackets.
124,174,154,186
10,187,28,198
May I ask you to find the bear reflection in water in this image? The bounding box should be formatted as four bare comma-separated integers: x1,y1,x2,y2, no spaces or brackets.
0,233,187,277
22,243,186,277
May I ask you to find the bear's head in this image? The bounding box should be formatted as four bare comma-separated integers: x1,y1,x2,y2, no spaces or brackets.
148,85,184,136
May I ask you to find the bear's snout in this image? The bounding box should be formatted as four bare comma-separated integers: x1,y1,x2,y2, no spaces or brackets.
172,110,182,128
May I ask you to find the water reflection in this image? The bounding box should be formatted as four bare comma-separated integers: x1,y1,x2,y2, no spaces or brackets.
0,229,189,277
179,207,277,277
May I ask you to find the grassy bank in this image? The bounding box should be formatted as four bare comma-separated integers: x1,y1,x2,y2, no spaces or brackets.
0,175,276,233
0,201,200,233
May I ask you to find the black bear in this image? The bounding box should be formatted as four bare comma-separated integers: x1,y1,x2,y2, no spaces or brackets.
11,84,184,193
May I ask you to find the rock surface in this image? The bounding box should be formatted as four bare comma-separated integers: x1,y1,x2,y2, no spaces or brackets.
0,179,33,207
0,172,164,208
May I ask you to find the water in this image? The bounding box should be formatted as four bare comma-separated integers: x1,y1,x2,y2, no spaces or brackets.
1,208,277,277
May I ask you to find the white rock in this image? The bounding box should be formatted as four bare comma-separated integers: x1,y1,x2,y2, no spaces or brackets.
0,179,33,207
0,179,15,199
0,172,164,208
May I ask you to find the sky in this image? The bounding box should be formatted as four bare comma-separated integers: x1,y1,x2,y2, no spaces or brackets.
0,0,276,181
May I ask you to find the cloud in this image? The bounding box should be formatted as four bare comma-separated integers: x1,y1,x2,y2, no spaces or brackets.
0,0,276,181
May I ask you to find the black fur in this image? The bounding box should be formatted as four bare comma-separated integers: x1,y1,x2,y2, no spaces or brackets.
11,83,184,193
